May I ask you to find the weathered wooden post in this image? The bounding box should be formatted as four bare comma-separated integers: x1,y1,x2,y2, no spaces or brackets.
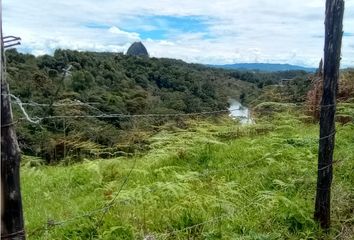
314,0,344,230
1,0,26,238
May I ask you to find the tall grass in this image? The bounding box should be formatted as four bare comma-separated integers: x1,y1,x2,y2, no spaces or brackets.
21,113,354,239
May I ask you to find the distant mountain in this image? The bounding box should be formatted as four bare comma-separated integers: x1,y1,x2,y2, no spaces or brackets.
126,42,149,57
212,63,316,72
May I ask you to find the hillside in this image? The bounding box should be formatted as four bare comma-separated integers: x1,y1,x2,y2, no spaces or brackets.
5,49,309,162
22,110,354,239
213,63,316,72
5,49,354,239
3,1,353,239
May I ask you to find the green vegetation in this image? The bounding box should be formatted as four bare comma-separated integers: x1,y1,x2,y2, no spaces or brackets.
22,108,354,239
6,49,310,162
7,49,353,239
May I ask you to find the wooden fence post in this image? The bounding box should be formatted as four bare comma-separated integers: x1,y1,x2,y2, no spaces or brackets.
1,0,26,238
314,0,344,230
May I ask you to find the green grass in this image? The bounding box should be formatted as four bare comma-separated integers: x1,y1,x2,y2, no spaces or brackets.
21,113,354,239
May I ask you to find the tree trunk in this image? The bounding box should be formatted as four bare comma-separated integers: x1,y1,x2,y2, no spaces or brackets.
314,0,344,230
1,0,26,238
1,85,26,240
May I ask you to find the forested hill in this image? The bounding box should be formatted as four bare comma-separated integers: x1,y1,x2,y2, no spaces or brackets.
6,49,256,114
212,63,316,72
5,49,310,161
6,49,310,113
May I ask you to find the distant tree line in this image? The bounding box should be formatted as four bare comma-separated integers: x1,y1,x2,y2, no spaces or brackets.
5,49,310,162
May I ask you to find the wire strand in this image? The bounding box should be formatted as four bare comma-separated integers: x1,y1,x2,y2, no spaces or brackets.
7,94,41,124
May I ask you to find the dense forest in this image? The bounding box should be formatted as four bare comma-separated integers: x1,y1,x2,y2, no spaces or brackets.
6,49,312,162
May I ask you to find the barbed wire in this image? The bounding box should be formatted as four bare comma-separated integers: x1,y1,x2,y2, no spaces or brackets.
20,101,100,107
25,153,349,238
7,94,41,124
3,94,353,125
146,165,345,239
28,156,138,237
31,106,354,120
1,229,25,239
4,95,352,238
17,108,244,122
3,93,103,113
150,154,348,239
97,157,138,225
27,155,265,237
26,146,350,238
157,195,260,239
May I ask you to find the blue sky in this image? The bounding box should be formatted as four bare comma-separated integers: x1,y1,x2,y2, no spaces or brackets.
3,0,354,67
85,16,211,40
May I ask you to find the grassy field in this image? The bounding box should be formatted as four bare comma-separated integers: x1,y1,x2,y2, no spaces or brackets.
21,111,354,239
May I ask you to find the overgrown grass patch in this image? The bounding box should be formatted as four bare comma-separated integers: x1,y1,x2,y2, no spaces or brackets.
22,114,354,239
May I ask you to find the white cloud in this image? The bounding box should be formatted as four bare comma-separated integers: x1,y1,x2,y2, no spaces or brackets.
108,26,140,40
2,0,354,67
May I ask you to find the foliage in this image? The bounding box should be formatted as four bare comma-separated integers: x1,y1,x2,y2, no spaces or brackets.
305,69,354,121
21,111,354,239
5,49,309,162
227,69,309,89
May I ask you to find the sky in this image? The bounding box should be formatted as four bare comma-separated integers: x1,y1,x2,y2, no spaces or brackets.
3,0,354,67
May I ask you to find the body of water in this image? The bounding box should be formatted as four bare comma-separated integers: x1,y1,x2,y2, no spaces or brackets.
228,99,253,124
